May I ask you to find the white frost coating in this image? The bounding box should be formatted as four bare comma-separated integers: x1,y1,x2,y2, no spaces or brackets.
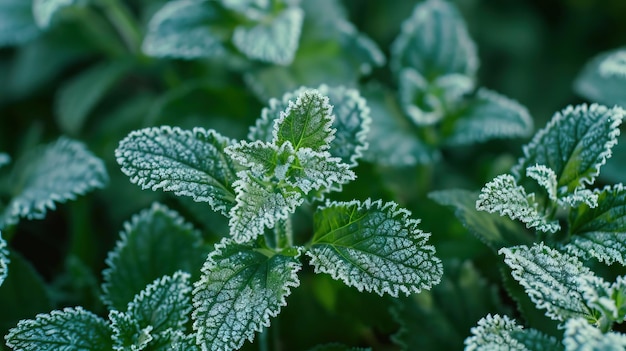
225,140,295,180
513,103,624,191
558,188,598,209
109,310,153,351
307,199,442,297
5,307,112,351
476,174,560,233
290,148,355,194
126,271,192,333
465,314,561,351
500,243,594,322
599,50,626,79
0,231,9,287
576,274,620,322
192,238,301,351
563,318,626,350
3,137,108,227
32,0,75,28
248,87,307,142
526,164,558,201
232,7,303,65
115,126,238,216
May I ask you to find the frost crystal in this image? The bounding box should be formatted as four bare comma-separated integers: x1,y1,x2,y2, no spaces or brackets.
0,231,9,287
465,314,561,351
563,318,626,350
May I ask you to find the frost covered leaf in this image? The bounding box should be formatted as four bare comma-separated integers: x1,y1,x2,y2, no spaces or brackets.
500,243,596,322
225,140,295,179
273,89,335,151
308,199,442,297
0,231,9,287
526,164,558,201
32,0,76,28
464,314,562,351
444,88,533,146
0,0,40,47
476,174,560,233
575,48,626,107
563,317,626,351
513,103,624,192
599,49,626,79
232,7,303,65
192,239,301,351
5,307,113,351
566,184,626,265
149,330,199,351
110,310,153,351
56,60,131,135
390,0,478,79
290,148,355,195
142,0,227,59
228,172,302,243
2,137,108,228
102,203,207,311
116,126,238,216
576,274,626,323
127,271,192,334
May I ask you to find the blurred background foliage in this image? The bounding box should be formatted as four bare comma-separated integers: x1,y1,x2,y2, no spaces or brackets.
1,0,626,350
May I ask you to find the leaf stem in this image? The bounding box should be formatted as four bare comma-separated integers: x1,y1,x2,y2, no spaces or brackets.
97,0,142,54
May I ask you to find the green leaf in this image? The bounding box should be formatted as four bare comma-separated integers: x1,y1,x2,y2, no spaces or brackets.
102,202,207,311
566,184,626,265
598,49,626,79
142,0,227,59
115,126,238,216
428,189,533,250
390,0,478,80
149,329,199,351
0,232,7,287
192,239,301,350
563,318,626,351
464,314,562,351
444,88,533,146
56,60,131,135
127,271,192,335
226,140,296,180
32,0,77,28
289,148,355,195
5,307,113,351
308,199,442,297
576,274,626,324
110,310,153,351
232,7,303,65
526,164,558,201
476,174,560,233
575,47,626,107
0,0,40,47
512,103,624,192
500,243,596,322
1,137,108,228
273,89,335,151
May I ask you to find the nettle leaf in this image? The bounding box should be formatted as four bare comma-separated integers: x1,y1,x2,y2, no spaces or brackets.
150,329,199,351
444,88,533,146
476,174,560,233
563,318,626,351
290,148,355,195
464,314,562,351
273,89,335,151
575,47,626,108
0,0,40,47
110,310,153,351
513,103,624,192
127,271,192,334
32,0,77,29
576,274,626,323
102,203,206,311
225,140,295,180
2,137,108,228
142,0,227,59
56,60,131,135
390,0,478,79
526,164,558,201
192,239,301,351
307,199,442,297
116,126,238,216
232,7,304,65
0,232,8,287
5,307,113,351
500,243,596,322
228,171,303,243
566,184,626,265
599,49,626,79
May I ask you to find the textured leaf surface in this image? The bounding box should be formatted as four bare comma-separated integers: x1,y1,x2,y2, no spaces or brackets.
226,140,295,179
308,199,442,297
5,307,112,351
566,184,626,265
445,88,533,146
110,310,153,351
563,317,626,351
56,60,131,135
476,174,560,233
232,7,303,65
390,0,478,79
465,314,562,351
116,126,238,216
513,103,624,192
32,0,76,28
500,243,595,322
0,232,7,287
599,49,626,79
575,48,626,107
192,239,301,351
102,203,207,311
142,0,226,59
2,137,108,228
0,0,40,47
289,148,355,194
149,329,199,351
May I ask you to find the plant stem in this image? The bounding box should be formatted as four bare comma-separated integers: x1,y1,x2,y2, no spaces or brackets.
259,328,270,351
98,0,142,54
273,217,293,250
